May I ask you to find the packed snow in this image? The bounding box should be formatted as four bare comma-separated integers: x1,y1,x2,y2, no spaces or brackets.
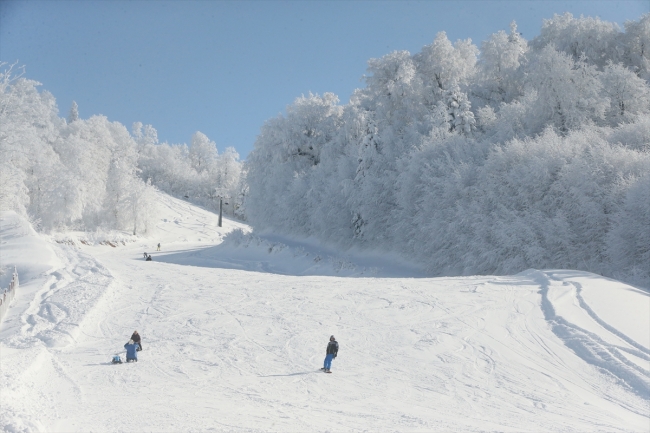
1,192,648,432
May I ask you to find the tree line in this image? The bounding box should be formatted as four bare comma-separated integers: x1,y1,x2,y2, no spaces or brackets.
244,13,650,284
0,65,244,234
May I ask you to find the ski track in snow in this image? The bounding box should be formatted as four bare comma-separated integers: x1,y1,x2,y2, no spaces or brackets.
0,195,648,432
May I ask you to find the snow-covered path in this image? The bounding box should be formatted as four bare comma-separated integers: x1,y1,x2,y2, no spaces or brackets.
1,195,648,432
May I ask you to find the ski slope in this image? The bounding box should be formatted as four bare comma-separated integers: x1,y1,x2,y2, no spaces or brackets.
1,193,648,432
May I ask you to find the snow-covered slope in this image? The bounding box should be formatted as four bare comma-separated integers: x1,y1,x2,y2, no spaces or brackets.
0,194,648,432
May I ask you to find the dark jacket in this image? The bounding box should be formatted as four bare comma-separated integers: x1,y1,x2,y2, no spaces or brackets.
326,340,339,356
131,332,141,343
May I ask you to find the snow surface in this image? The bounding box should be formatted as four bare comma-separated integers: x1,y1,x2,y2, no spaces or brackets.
1,193,649,432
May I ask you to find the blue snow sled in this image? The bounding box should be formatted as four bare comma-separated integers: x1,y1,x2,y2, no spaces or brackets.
111,355,123,364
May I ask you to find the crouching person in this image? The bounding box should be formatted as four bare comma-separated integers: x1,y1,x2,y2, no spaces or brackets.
124,339,138,362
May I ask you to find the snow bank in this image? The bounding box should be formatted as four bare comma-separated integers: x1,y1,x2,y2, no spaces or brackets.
1,211,120,431
0,211,60,289
155,228,427,277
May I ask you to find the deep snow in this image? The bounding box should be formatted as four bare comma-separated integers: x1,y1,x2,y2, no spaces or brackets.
1,193,648,432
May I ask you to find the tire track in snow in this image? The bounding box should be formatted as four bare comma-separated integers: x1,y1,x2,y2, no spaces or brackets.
536,271,650,404
574,282,650,356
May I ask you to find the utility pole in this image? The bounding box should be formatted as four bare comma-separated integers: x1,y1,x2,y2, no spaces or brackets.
218,198,223,227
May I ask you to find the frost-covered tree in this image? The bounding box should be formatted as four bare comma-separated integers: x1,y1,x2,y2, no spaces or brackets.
189,131,218,174
101,122,142,230
526,46,607,134
1,64,157,233
435,85,476,135
416,32,478,93
600,61,650,125
606,174,650,282
476,21,528,106
622,13,650,80
215,147,242,197
132,121,159,147
531,13,621,68
246,93,341,232
68,100,79,123
134,123,243,215
243,13,650,286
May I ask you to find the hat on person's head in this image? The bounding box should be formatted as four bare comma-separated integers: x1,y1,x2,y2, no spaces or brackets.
129,340,134,345
330,335,335,341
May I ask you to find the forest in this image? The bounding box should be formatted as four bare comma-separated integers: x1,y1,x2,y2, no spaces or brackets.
0,70,244,234
244,13,650,284
1,13,648,285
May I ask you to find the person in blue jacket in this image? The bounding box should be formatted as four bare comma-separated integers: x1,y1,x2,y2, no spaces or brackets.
321,335,338,373
124,339,138,362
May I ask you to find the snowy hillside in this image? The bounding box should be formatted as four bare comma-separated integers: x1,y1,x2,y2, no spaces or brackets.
1,192,648,432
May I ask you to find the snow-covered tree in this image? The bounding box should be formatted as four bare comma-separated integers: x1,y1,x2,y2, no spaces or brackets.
606,174,650,282
0,64,158,233
531,13,621,68
134,124,243,215
189,131,218,174
68,100,79,123
621,13,650,80
243,12,650,287
600,61,650,125
526,46,607,134
245,92,341,232
416,32,478,94
476,21,528,106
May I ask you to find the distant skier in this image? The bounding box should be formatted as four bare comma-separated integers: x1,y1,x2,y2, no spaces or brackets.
130,330,142,351
146,254,152,261
143,252,148,259
124,340,138,362
156,243,161,251
321,335,338,373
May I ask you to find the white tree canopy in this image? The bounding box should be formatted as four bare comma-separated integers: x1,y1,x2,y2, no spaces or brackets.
244,13,650,286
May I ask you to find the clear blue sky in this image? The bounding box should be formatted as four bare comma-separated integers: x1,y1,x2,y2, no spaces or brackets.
1,1,647,159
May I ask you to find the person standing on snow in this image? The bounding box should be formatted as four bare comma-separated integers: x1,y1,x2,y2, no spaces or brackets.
130,330,142,351
124,340,138,362
156,243,161,251
321,335,338,373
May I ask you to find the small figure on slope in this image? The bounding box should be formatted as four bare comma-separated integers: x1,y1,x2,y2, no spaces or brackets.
321,335,338,373
146,254,152,261
156,243,161,251
143,252,148,259
131,330,142,351
124,340,138,362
